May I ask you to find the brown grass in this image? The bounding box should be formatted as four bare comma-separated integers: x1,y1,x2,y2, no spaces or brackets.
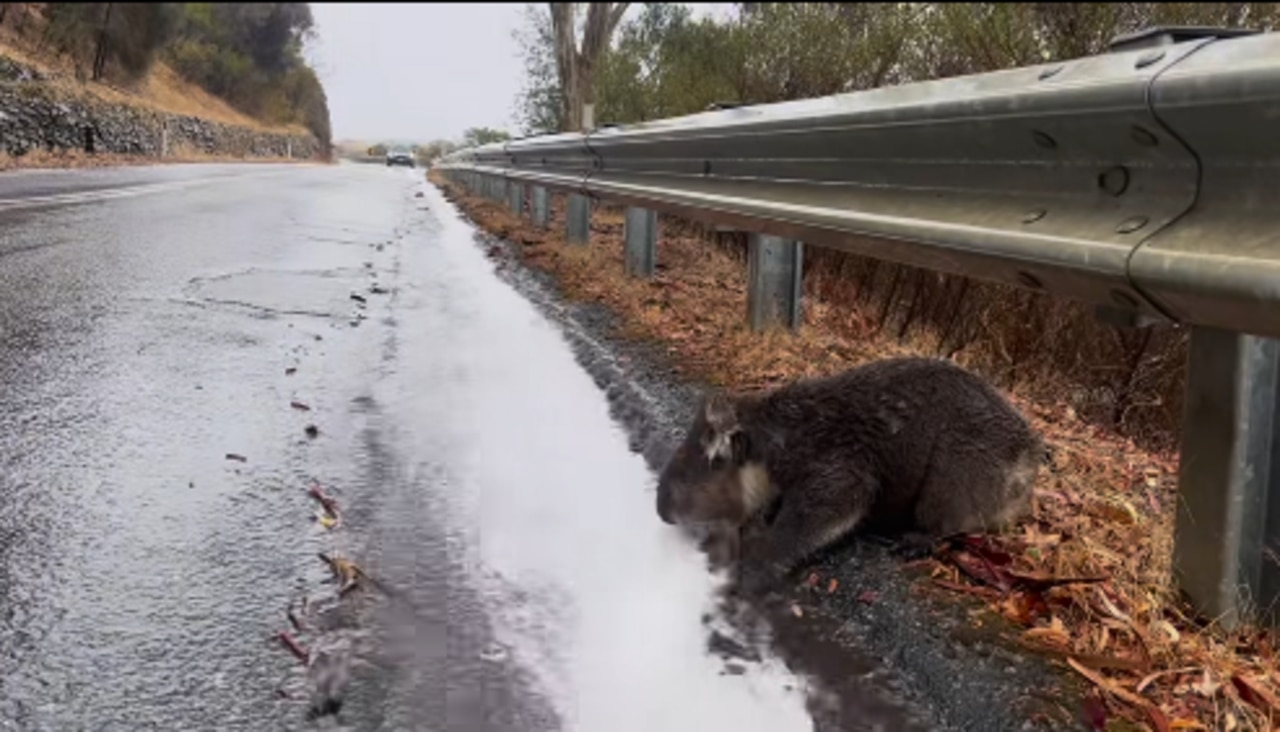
431,169,1280,732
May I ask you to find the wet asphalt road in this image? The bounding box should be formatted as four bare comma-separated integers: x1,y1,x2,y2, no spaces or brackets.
0,162,560,730
0,160,1077,732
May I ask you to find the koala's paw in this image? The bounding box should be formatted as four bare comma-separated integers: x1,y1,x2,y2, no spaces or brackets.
888,532,940,561
735,561,788,601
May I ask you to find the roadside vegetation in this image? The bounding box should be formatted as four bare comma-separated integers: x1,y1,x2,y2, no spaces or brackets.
431,3,1280,730
0,2,331,148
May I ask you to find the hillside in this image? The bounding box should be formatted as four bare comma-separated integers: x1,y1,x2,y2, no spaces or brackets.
0,3,330,156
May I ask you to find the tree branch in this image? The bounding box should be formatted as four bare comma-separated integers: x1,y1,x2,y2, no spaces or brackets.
606,2,630,36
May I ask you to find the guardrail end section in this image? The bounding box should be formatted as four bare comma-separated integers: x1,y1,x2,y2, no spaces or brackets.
624,207,658,278
566,193,591,246
1172,326,1280,630
747,234,804,332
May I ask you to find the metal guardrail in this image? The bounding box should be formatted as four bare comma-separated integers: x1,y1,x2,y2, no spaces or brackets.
441,27,1280,341
436,27,1280,630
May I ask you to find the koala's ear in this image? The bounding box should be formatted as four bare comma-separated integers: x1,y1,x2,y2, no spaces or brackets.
703,392,739,435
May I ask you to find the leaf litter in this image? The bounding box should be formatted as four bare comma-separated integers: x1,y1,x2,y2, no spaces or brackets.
268,383,394,719
432,170,1280,732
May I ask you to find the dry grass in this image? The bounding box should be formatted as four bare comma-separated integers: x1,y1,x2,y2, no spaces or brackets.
0,31,304,135
431,170,1280,732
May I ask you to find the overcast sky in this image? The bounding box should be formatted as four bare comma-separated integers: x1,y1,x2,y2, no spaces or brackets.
308,3,737,145
308,3,525,144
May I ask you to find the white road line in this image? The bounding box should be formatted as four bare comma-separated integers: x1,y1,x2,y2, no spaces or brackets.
0,169,296,211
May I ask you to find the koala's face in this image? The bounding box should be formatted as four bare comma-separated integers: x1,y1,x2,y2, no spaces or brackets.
656,393,751,525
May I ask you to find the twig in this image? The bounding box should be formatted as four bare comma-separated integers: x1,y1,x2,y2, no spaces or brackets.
277,630,310,664
1067,657,1169,732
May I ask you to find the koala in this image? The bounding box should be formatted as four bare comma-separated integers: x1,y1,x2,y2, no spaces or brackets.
655,357,1044,592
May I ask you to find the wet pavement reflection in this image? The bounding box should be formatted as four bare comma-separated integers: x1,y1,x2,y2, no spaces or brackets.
0,164,557,730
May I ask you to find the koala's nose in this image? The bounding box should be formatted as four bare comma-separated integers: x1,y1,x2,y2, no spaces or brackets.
656,488,676,525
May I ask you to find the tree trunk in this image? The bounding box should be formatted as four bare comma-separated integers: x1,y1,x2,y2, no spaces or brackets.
92,3,112,82
550,4,579,131
549,2,629,132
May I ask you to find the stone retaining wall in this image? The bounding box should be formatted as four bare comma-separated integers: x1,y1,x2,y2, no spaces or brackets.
0,56,320,160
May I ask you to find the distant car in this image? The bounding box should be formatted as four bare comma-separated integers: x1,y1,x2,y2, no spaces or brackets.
386,147,415,167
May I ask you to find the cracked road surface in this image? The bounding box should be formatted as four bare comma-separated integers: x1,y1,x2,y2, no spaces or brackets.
0,162,826,731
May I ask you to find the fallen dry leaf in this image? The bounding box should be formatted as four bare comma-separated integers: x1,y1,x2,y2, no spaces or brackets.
1091,497,1140,526
1137,667,1199,695
308,483,340,518
1190,668,1221,698
947,550,1013,593
1067,657,1169,732
1023,622,1071,650
1152,620,1180,645
932,578,1003,599
1080,693,1108,730
1009,569,1109,593
1230,674,1280,715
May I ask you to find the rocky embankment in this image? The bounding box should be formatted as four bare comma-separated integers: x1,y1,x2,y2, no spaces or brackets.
0,54,319,161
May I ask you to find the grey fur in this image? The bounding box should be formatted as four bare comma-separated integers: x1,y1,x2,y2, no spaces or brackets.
655,357,1044,589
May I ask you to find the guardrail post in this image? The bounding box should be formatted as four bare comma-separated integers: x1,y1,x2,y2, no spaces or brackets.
508,181,524,216
532,186,550,229
624,207,657,278
746,234,804,331
1172,326,1280,629
566,193,591,245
